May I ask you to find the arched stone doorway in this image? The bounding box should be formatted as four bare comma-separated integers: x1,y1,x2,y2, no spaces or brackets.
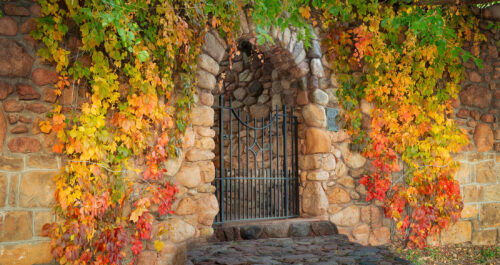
166,13,389,264
193,18,340,224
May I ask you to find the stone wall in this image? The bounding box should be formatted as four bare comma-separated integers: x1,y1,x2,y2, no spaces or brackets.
0,1,63,264
437,19,500,246
1,2,498,265
0,1,221,264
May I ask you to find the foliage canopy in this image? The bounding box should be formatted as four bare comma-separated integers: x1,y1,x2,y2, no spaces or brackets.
34,0,488,263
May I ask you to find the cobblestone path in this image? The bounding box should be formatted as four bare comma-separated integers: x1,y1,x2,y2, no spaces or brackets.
187,234,410,265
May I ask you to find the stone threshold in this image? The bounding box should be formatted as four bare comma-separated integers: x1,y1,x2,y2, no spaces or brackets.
209,218,339,243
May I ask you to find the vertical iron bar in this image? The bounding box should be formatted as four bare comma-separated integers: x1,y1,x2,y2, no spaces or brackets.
229,99,233,180
283,105,288,217
289,169,292,216
250,168,253,219
225,168,228,221
255,167,257,219
233,168,237,221
261,117,264,219
242,169,246,220
294,116,299,215
243,169,246,220
276,109,280,179
237,109,241,221
228,100,233,222
258,167,264,218
265,168,269,218
228,168,231,221
218,95,225,223
273,169,276,218
268,111,273,219
289,108,293,216
280,169,282,217
286,108,295,216
253,117,257,219
215,168,219,222
237,167,240,222
246,113,249,220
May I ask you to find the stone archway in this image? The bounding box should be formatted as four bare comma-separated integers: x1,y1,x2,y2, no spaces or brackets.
193,15,341,222
161,11,390,265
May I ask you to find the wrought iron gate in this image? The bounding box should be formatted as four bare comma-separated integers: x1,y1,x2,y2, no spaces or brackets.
214,95,299,224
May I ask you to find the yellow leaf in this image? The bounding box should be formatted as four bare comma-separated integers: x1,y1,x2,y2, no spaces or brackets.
157,226,166,237
154,240,164,252
129,206,146,223
39,121,52,134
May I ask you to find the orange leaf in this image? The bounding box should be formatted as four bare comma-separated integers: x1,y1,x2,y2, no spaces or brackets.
53,143,64,154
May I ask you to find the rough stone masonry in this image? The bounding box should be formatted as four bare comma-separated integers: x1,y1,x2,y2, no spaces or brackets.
0,1,498,265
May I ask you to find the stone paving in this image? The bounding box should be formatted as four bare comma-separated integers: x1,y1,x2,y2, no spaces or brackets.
187,234,410,265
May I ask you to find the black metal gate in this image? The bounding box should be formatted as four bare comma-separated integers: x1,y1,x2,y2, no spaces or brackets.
214,95,299,224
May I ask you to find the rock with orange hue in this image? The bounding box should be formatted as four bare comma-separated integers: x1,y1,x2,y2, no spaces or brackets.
352,223,370,245
16,84,40,100
0,242,53,265
0,17,18,36
329,205,360,227
20,171,56,208
0,39,33,77
327,186,350,204
369,226,391,246
302,181,328,216
3,99,23,112
175,164,201,188
473,124,494,152
440,221,471,244
0,211,32,241
4,3,30,16
8,137,41,153
0,82,14,99
32,68,59,86
0,109,5,153
196,194,218,226
20,18,37,34
302,104,326,128
460,85,492,108
175,197,196,216
480,203,500,228
305,128,331,154
361,205,383,227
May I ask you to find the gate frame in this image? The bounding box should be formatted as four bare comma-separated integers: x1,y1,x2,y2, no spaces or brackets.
214,95,300,224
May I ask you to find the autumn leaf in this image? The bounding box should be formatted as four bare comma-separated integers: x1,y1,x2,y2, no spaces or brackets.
130,206,147,223
154,240,164,252
299,6,311,19
39,121,52,134
53,143,64,154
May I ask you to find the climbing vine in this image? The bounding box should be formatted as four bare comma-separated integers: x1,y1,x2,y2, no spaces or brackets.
316,1,483,248
34,0,488,262
234,0,485,248
34,0,239,263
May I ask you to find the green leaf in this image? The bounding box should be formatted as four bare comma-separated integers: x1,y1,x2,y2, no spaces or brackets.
101,13,114,27
436,40,446,56
138,50,149,62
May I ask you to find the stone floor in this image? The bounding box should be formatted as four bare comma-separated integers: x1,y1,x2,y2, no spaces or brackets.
187,234,410,265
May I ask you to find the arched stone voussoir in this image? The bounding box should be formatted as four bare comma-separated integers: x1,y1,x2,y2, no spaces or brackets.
202,31,227,63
